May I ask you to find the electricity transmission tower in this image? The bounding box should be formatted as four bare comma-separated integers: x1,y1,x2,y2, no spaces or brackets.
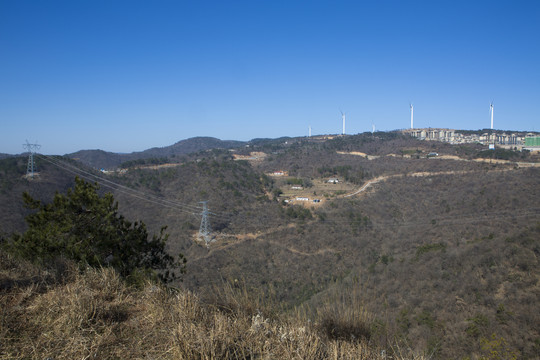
23,140,41,178
198,201,214,248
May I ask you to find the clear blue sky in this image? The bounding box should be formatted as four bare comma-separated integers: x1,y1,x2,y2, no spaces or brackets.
1,0,539,154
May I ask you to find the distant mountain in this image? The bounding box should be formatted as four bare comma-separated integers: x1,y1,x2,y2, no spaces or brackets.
136,137,245,158
67,137,246,169
0,153,13,160
67,149,126,169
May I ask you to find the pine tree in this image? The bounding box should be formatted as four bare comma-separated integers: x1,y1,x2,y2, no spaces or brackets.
7,177,185,283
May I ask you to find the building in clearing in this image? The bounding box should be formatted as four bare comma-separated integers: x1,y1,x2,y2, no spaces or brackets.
327,178,339,184
525,136,540,147
524,136,540,152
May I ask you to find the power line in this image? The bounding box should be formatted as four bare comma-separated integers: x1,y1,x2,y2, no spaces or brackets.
36,154,241,227
32,154,540,235
36,154,204,217
35,154,244,246
38,154,191,212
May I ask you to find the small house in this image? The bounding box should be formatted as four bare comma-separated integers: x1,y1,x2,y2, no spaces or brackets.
327,178,339,184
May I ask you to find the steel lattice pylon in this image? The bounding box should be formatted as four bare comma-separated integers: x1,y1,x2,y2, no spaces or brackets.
198,201,213,248
23,140,41,178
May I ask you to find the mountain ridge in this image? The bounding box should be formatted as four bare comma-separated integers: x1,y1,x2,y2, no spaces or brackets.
67,136,247,169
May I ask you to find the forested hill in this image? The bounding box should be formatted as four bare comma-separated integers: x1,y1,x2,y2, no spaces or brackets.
1,132,539,358
67,137,246,169
66,149,125,170
137,137,245,158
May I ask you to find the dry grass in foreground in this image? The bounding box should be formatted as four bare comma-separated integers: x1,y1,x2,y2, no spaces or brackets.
0,254,427,360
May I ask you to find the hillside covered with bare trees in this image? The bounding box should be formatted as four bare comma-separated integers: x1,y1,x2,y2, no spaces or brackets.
1,132,539,358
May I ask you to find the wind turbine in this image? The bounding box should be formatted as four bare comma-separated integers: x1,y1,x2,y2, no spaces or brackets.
410,103,414,129
340,110,346,135
490,101,494,130
372,123,375,134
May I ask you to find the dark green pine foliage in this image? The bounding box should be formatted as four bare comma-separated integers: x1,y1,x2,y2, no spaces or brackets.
8,177,185,282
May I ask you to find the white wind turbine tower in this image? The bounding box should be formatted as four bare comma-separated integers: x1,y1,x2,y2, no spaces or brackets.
410,103,414,129
372,123,375,134
340,110,346,135
490,101,494,129
309,125,312,137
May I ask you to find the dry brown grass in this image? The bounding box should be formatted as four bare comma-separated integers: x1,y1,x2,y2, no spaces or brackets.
0,252,430,359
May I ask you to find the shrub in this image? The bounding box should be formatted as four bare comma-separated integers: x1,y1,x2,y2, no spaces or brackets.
480,334,519,360
466,314,489,338
286,177,304,185
318,302,372,343
415,243,446,258
415,310,435,329
397,308,412,334
285,206,313,220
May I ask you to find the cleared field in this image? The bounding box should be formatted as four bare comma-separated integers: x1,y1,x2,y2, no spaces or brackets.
275,177,357,206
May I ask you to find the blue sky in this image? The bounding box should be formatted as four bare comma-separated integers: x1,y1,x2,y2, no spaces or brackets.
1,0,539,154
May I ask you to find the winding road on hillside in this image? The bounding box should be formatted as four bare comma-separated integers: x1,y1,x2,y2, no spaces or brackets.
342,169,499,198
339,151,540,199
202,169,503,256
